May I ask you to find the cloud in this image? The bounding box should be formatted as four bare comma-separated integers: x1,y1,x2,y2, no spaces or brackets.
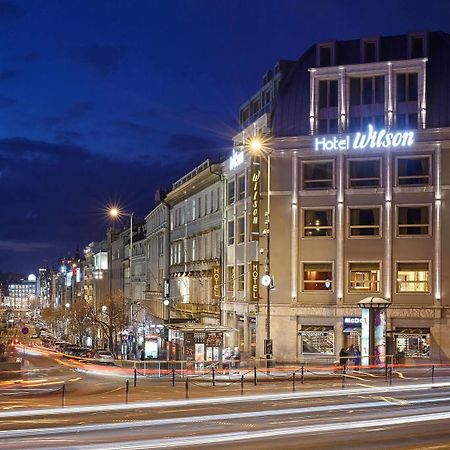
110,119,159,138
0,0,25,22
164,133,224,161
43,101,94,129
0,95,16,107
68,45,127,75
0,240,54,253
0,70,17,81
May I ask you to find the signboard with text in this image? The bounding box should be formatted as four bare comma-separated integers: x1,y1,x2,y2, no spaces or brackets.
212,265,221,299
249,261,259,301
249,157,261,241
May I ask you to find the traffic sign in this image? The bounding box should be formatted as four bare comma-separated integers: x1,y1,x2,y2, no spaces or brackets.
261,274,271,287
21,327,29,335
264,338,273,355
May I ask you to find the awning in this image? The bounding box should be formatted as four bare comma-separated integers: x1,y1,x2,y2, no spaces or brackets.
343,327,362,333
394,328,430,335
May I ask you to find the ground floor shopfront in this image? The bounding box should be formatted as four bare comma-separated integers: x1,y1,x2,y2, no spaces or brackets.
254,304,448,363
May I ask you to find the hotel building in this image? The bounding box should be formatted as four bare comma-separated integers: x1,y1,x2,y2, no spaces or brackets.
230,31,450,363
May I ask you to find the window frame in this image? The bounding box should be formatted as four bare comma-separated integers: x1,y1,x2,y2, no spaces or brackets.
237,174,246,201
347,206,382,238
347,157,382,189
396,204,432,238
395,154,432,187
237,265,245,292
237,216,245,244
301,159,335,191
302,207,335,239
227,220,235,246
302,261,334,293
395,260,431,294
348,261,382,293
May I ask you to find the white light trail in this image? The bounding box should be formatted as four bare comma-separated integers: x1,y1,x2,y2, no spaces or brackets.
0,381,450,419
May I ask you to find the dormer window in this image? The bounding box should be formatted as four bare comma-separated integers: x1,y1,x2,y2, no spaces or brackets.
408,33,428,59
361,37,379,63
317,43,335,67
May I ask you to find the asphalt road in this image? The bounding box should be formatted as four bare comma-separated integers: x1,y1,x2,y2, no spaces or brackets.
3,349,450,449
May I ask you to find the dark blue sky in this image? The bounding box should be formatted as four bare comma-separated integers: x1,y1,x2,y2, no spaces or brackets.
1,0,450,274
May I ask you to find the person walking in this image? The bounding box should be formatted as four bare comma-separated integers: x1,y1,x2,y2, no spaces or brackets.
339,347,348,371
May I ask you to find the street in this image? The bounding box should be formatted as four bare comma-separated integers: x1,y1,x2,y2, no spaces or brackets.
2,350,450,449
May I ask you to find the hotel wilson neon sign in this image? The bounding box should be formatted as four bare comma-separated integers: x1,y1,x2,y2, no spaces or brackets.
315,125,414,151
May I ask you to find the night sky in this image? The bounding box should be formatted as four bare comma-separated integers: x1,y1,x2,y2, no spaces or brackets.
1,0,449,274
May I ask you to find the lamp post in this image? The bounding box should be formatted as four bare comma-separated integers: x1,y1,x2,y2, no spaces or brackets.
109,207,135,358
247,135,273,366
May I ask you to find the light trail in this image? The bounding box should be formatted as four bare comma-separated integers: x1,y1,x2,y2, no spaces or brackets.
0,381,449,418
1,395,450,440
64,409,450,449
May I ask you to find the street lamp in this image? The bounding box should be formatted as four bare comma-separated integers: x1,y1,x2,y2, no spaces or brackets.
109,206,135,358
246,134,273,366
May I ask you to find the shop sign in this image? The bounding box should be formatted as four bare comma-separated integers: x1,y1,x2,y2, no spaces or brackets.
249,158,261,241
249,261,259,301
229,147,244,170
343,317,362,327
212,265,221,299
315,125,414,151
206,332,223,346
163,278,170,299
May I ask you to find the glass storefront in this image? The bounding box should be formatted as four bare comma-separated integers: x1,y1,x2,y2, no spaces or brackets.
299,326,334,355
395,328,430,358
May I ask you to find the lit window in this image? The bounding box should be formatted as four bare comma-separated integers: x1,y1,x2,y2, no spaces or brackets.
397,206,430,236
349,207,380,237
302,161,334,190
396,262,430,293
397,156,431,186
348,159,381,188
396,73,418,103
303,263,333,291
227,266,235,292
349,262,380,292
303,209,333,237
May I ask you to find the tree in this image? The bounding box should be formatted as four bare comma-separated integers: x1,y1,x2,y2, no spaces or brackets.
67,301,91,346
85,291,128,356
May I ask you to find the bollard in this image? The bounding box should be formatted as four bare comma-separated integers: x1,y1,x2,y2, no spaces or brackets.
212,366,215,387
432,365,435,383
185,377,189,400
172,368,175,387
342,373,345,389
301,365,304,384
254,366,257,386
125,379,129,404
292,372,296,393
241,374,244,396
389,366,393,386
62,383,66,407
134,368,137,387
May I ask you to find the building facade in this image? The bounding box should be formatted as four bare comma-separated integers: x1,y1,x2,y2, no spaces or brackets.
245,31,450,362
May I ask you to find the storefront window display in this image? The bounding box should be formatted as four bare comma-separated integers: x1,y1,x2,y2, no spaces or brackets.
299,326,334,355
395,329,430,358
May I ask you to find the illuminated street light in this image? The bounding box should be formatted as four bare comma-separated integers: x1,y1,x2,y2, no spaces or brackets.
248,136,263,153
109,207,120,218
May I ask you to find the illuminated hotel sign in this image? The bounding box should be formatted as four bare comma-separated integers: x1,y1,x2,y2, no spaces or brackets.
249,261,259,301
249,158,261,241
212,265,221,299
315,125,415,151
229,148,244,170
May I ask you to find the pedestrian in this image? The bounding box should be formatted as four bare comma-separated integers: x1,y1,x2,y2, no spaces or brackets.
347,344,355,367
353,347,361,370
339,347,348,370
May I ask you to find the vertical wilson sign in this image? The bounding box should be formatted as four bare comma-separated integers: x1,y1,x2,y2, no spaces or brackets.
249,158,261,241
212,265,221,299
163,278,170,299
249,261,259,301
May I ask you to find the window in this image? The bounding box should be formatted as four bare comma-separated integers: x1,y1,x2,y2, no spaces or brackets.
237,175,246,200
319,79,338,108
300,328,334,355
397,206,430,236
302,161,334,190
303,209,333,237
303,263,333,291
396,73,418,103
237,216,245,244
349,262,380,292
240,107,250,125
237,265,244,291
319,46,332,67
192,199,196,221
348,159,381,188
349,207,381,237
410,35,425,59
251,98,261,115
227,180,235,205
363,41,377,63
397,156,430,186
227,266,235,292
396,262,430,293
350,76,384,106
227,220,235,245
395,331,430,358
397,113,418,129
318,118,338,134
